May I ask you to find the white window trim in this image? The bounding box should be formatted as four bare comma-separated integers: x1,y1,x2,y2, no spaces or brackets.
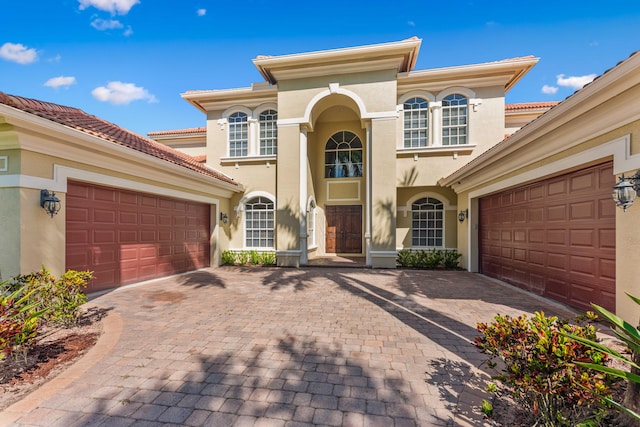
238,191,276,250
409,196,446,249
398,192,456,217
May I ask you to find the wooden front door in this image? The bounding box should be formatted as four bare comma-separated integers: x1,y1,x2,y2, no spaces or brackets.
326,205,362,254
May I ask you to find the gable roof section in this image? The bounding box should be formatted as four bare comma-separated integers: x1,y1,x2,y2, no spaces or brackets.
148,126,206,138
253,37,422,84
0,92,239,187
505,101,560,112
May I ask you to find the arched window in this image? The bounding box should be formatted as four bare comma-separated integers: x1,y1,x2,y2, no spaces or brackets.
245,196,274,248
411,197,444,247
259,109,277,155
324,131,363,178
403,97,428,148
228,111,248,157
442,94,468,145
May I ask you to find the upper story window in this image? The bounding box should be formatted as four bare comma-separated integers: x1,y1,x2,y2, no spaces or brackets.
403,97,428,148
245,196,274,248
228,111,248,157
324,131,363,178
442,94,468,146
259,109,278,155
411,197,444,247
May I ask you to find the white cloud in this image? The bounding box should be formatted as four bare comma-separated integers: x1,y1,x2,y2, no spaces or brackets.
197,8,206,16
78,0,139,15
91,18,124,31
556,73,597,90
0,42,38,64
407,20,415,27
44,76,77,89
541,85,558,95
92,81,158,105
123,26,133,37
47,54,62,63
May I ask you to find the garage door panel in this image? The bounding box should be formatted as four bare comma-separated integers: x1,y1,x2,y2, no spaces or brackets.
570,201,595,220
480,162,615,312
66,181,210,292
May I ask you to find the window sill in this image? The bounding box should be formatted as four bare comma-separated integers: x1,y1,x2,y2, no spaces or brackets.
396,144,476,157
220,155,277,165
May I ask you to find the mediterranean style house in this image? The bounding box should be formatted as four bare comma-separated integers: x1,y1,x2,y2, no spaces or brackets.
1,38,639,323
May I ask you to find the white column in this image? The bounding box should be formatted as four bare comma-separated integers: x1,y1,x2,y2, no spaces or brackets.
430,101,442,147
365,121,372,266
248,118,258,156
299,126,308,264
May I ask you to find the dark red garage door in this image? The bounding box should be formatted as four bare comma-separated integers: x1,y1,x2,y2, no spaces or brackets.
66,181,210,292
479,162,616,312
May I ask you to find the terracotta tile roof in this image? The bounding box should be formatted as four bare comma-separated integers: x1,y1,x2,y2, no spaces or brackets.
0,92,238,187
147,126,206,137
505,101,560,111
193,155,206,163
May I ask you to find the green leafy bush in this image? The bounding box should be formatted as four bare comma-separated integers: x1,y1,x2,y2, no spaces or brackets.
475,311,618,426
221,250,276,266
562,293,640,422
7,267,92,326
0,285,43,361
396,249,462,269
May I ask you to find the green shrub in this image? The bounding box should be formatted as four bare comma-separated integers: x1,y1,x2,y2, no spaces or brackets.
443,250,462,269
221,250,276,266
7,266,92,326
221,250,236,265
0,285,44,361
395,249,462,269
475,311,617,426
397,249,413,267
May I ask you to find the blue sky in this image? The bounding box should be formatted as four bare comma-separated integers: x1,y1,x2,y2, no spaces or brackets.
1,0,639,136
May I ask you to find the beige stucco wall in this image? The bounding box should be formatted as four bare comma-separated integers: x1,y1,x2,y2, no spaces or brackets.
275,124,302,263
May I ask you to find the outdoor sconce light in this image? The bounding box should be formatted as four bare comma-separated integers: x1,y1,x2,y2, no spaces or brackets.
612,171,640,211
219,212,229,224
458,209,468,223
40,189,61,218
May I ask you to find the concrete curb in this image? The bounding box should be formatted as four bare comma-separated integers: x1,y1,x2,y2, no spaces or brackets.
0,310,123,427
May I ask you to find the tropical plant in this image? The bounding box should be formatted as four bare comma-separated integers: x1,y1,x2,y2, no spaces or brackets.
0,285,45,361
562,293,640,424
475,311,618,426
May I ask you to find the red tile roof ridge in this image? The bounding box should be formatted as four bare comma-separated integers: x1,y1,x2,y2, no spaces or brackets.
0,92,239,187
148,126,206,136
505,101,560,111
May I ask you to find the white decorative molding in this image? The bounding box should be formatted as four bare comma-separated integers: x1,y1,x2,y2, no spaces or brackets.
468,135,635,199
0,156,7,172
0,165,222,205
217,118,226,130
329,83,339,94
398,191,456,217
369,250,397,258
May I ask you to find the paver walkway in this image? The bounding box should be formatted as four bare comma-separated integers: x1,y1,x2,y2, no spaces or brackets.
1,268,578,427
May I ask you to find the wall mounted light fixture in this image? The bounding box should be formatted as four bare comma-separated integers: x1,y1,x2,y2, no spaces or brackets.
612,171,640,211
219,212,229,224
40,189,61,218
458,209,468,223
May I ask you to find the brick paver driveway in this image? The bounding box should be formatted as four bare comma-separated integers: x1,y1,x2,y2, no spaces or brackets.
2,268,577,427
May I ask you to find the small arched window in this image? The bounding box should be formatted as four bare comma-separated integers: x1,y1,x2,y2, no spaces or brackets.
403,97,429,148
324,131,363,178
259,109,277,155
245,196,274,248
411,197,444,247
442,94,468,145
228,111,248,157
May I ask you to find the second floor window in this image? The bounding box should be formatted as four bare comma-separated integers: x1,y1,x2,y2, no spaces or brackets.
442,94,468,146
259,109,278,155
228,112,248,157
403,97,428,148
